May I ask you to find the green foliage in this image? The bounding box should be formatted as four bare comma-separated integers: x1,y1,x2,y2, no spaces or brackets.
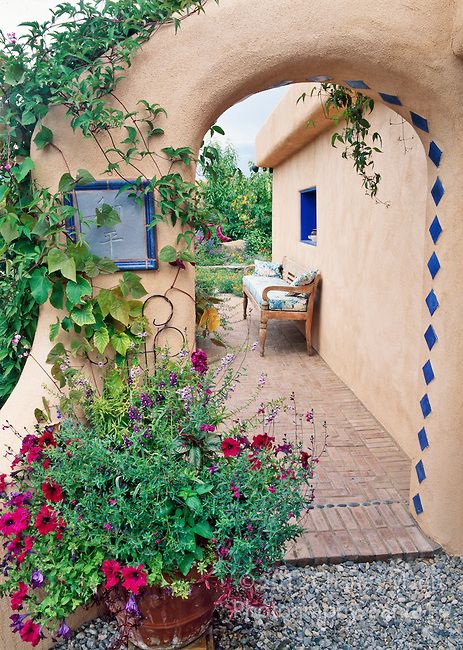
196,266,244,297
198,144,273,255
0,351,317,641
299,84,383,197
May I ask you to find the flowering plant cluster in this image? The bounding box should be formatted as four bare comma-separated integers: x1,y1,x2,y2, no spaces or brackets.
0,349,320,646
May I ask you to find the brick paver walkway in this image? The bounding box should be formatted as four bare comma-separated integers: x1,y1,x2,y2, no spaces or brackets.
200,296,440,565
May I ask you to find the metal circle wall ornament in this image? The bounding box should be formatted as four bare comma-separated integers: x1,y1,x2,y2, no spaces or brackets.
86,352,110,368
141,294,186,364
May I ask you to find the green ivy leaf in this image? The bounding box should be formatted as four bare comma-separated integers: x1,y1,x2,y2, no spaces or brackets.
50,281,65,309
49,319,60,341
76,169,95,186
48,248,77,282
96,289,114,317
0,217,19,244
159,245,177,263
192,521,213,539
29,268,52,304
110,296,130,326
4,62,26,85
119,272,147,299
34,126,53,150
97,257,118,274
96,204,121,228
178,554,195,577
58,173,76,194
93,327,110,355
12,157,35,183
46,342,66,364
66,276,92,306
110,332,131,356
179,249,195,263
70,304,96,326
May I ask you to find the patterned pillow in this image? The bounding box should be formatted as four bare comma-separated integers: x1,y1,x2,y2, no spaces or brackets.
254,260,282,278
290,269,318,287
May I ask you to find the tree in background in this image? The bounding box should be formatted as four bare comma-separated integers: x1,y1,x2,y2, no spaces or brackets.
198,144,272,255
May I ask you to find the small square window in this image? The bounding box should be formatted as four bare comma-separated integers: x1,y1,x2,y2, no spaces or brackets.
300,187,317,246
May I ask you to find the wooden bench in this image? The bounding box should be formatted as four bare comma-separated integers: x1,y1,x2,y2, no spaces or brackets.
243,257,320,356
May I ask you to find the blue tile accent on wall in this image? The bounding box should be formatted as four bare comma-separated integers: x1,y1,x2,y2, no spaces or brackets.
306,75,332,82
431,177,445,206
410,112,429,132
428,141,443,167
345,80,370,89
415,460,426,483
420,394,432,418
424,325,438,350
427,252,441,279
413,493,423,515
422,360,435,385
379,92,402,106
429,216,442,244
426,289,439,316
418,428,429,451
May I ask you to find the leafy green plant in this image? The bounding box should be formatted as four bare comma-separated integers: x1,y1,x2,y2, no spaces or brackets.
0,349,320,645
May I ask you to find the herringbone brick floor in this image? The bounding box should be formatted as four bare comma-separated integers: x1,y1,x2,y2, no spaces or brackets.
200,297,440,565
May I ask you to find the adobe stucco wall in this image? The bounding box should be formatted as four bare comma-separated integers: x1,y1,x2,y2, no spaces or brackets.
2,0,463,646
260,92,427,460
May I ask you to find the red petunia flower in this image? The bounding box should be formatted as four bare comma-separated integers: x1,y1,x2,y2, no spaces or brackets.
0,508,30,537
121,564,147,595
55,517,66,541
34,506,57,535
42,459,51,470
102,560,121,590
42,480,63,503
26,447,41,464
11,582,27,610
300,451,311,470
19,619,41,647
248,453,261,471
38,430,57,449
17,536,34,564
19,434,38,456
221,438,241,458
0,473,7,492
251,434,275,450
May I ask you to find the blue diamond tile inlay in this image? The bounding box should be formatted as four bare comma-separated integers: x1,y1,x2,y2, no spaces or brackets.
422,360,435,385
431,177,445,206
418,427,429,451
424,325,438,350
307,75,333,82
345,80,370,89
379,92,402,106
426,289,439,316
413,493,424,515
429,216,442,244
416,460,426,483
427,252,441,279
410,111,429,132
429,141,443,167
420,394,432,419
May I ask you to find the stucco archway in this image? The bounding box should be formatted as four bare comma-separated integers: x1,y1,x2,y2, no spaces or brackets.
3,0,463,574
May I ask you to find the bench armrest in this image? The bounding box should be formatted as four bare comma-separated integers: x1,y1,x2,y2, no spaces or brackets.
261,283,315,302
243,264,255,275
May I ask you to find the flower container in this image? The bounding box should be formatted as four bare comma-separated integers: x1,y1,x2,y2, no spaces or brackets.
114,577,217,649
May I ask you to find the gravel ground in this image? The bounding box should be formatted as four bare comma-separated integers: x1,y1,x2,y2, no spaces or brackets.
54,553,463,649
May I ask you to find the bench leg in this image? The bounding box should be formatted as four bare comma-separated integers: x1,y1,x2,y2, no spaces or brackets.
243,291,248,319
259,314,268,356
305,316,313,355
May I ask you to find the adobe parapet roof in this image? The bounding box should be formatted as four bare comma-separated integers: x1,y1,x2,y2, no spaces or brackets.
255,83,335,168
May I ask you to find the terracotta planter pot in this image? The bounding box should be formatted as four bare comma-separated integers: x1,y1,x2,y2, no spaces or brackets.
115,577,217,650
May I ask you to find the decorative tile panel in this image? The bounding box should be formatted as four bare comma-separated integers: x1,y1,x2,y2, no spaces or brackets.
431,177,444,206
418,428,429,451
415,460,426,483
427,252,441,279
306,75,332,82
413,493,423,515
429,216,442,244
425,289,439,316
428,141,443,167
345,80,370,89
422,360,435,385
410,112,429,132
420,394,432,418
424,325,438,350
379,92,402,105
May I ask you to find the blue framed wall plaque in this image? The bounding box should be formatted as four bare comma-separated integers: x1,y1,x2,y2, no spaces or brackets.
65,180,157,271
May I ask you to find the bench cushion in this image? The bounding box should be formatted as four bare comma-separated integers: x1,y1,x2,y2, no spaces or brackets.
254,259,282,278
243,275,308,312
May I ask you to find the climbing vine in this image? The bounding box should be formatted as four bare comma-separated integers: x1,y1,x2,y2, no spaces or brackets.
0,0,381,406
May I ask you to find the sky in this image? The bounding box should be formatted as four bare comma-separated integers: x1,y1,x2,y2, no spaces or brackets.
0,0,287,172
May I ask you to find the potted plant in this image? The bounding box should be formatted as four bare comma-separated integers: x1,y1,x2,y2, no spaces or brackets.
0,349,320,648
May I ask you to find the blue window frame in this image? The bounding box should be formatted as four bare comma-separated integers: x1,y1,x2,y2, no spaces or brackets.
65,180,157,271
300,187,317,246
